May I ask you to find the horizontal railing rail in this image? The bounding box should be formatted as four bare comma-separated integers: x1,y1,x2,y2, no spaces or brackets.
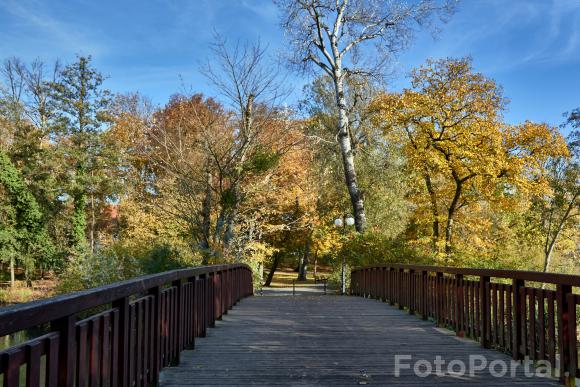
0,263,253,387
351,264,579,384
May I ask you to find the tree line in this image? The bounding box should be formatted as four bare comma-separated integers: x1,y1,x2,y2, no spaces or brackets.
0,0,577,295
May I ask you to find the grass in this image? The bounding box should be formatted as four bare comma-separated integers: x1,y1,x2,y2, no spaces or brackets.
0,280,56,306
265,267,332,288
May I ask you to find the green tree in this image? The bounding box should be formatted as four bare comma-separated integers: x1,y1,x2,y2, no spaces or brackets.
0,150,54,286
50,56,112,256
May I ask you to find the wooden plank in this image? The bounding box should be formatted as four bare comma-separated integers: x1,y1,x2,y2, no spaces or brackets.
537,289,546,361
45,333,59,387
25,341,41,387
2,349,21,387
529,288,536,360
77,321,89,387
160,296,558,386
89,317,101,387
101,313,111,387
547,291,556,368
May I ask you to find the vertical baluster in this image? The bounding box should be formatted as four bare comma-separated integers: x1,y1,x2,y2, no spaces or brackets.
2,349,21,387
528,288,536,360
455,274,464,336
408,269,415,315
537,289,545,361
46,334,59,387
52,314,77,387
89,317,101,387
128,304,136,385
492,283,498,346
101,314,111,387
25,341,42,387
512,279,524,360
520,286,528,358
566,294,577,382
556,284,572,383
506,285,512,353
111,296,129,386
499,285,505,349
479,276,490,348
547,291,556,368
77,321,89,387
171,279,183,364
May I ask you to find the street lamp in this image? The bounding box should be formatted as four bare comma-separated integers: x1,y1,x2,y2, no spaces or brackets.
334,215,355,295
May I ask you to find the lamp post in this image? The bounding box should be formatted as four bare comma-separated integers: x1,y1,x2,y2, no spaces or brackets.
334,215,355,295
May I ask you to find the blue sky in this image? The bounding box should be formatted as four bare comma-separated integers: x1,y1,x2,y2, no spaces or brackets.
1,0,579,129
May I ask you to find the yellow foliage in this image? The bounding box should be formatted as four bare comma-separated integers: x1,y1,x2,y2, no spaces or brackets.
370,58,569,261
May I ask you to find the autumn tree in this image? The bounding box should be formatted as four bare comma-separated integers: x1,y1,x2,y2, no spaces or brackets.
201,38,290,248
148,94,231,262
530,113,579,272
372,58,568,260
276,0,455,232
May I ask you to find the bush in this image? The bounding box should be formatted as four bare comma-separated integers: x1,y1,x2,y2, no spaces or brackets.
57,242,203,294
338,231,432,268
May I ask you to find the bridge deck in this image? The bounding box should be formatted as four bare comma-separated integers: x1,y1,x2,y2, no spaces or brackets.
160,295,558,386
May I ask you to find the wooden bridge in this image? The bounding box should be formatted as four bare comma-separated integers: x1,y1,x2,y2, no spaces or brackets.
0,263,578,386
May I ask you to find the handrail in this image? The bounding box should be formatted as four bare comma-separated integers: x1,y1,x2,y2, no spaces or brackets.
0,263,253,386
354,263,580,286
351,264,579,384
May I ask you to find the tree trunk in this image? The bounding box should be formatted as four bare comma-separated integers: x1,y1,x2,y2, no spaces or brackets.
90,192,95,254
264,254,281,287
424,174,440,252
9,256,15,288
200,164,212,264
313,249,318,279
297,235,311,281
258,262,264,285
445,180,463,258
334,72,366,232
542,192,577,272
72,190,88,255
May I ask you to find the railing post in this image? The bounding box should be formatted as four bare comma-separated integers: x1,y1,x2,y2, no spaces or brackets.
199,274,207,337
480,276,490,348
209,273,216,328
408,269,415,315
220,270,227,316
212,272,219,325
171,279,183,364
185,276,196,350
373,268,378,299
398,268,404,310
148,286,162,379
566,293,577,384
421,271,428,320
111,296,129,387
556,284,573,383
362,268,366,297
51,314,76,387
387,268,394,305
378,268,384,301
436,272,444,326
512,279,524,360
455,274,464,337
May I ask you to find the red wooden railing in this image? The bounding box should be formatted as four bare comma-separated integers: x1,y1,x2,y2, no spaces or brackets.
0,264,253,386
351,264,580,384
